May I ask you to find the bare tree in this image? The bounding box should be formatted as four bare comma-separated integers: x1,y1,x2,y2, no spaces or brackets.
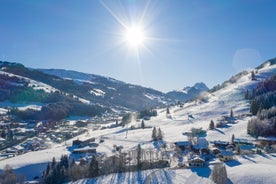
210,164,228,184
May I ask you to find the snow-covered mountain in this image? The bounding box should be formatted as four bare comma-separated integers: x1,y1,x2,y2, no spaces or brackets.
0,62,177,114
37,68,175,111
166,82,209,102
37,69,124,85
1,58,276,183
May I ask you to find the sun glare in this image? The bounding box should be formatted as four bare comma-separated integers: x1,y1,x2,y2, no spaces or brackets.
124,25,145,48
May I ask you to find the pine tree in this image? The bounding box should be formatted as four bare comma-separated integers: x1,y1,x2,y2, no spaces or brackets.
141,120,145,129
44,162,51,179
51,157,56,169
166,107,170,114
231,134,235,144
70,158,76,168
60,155,69,169
230,108,234,118
60,167,65,183
236,145,240,154
152,127,157,141
209,120,215,130
157,127,163,140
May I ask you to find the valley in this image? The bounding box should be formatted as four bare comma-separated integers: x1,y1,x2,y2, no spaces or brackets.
0,59,276,183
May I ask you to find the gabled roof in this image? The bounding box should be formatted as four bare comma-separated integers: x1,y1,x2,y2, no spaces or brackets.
189,156,205,162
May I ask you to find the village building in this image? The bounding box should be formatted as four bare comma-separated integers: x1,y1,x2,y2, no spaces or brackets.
239,144,255,155
192,137,209,154
219,150,235,162
188,156,205,167
174,141,191,151
72,137,96,148
256,137,276,151
72,146,97,154
211,140,230,149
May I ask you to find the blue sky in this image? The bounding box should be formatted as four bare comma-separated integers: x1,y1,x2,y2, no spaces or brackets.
0,0,275,92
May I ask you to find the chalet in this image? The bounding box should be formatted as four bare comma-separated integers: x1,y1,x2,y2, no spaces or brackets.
257,137,276,148
233,138,252,145
239,144,255,155
188,156,205,167
72,146,96,154
219,150,234,161
175,141,191,151
211,140,230,149
210,147,220,155
72,137,96,148
209,160,223,166
192,137,209,154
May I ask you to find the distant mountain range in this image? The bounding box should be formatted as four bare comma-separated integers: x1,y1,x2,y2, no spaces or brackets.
166,82,209,102
0,61,209,120
40,68,209,104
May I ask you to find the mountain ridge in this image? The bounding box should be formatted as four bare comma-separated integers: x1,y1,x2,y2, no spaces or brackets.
166,82,209,102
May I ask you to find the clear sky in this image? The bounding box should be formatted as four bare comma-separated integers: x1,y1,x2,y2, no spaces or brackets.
0,0,275,92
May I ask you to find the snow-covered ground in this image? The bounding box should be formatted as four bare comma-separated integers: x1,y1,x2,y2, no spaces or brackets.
68,153,276,184
0,108,8,115
0,101,43,111
0,70,57,93
0,63,276,183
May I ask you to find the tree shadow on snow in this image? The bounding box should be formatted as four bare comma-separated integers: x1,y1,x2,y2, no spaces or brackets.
225,160,241,167
153,140,165,150
191,166,211,178
114,128,128,134
214,128,225,135
227,178,234,184
242,155,256,163
117,172,126,184
260,153,271,159
137,171,143,184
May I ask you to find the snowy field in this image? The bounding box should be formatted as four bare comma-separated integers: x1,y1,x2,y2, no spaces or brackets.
0,63,276,183
68,154,276,184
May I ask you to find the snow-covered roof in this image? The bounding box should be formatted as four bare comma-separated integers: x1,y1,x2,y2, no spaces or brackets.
189,156,205,162
220,150,234,156
258,137,276,141
193,137,209,149
239,145,254,150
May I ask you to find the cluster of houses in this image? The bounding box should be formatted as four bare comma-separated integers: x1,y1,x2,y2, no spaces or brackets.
0,118,90,159
173,134,276,168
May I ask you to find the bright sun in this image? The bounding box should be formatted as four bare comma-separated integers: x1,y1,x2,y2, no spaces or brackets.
124,25,145,48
